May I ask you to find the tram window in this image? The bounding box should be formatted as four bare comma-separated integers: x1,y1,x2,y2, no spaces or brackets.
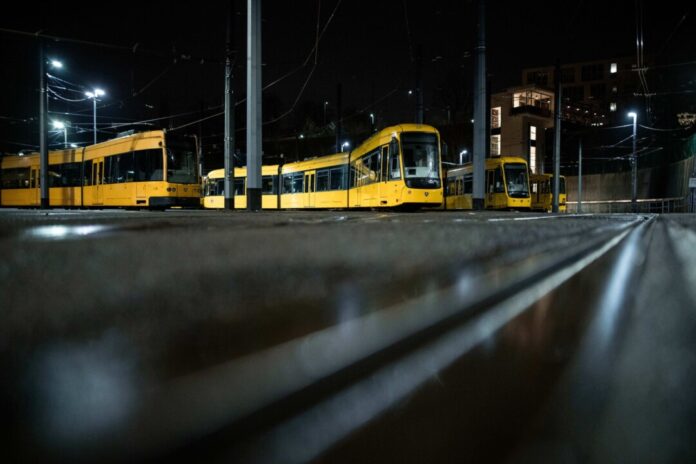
389,151,401,180
103,156,114,184
316,170,330,192
371,150,381,182
166,137,198,184
262,175,277,194
362,150,380,184
292,172,304,193
330,166,346,190
493,168,505,193
541,180,550,194
350,165,359,188
464,174,473,194
48,162,82,187
1,168,30,189
207,178,225,196
83,160,92,186
233,178,245,195
134,149,164,181
117,152,135,182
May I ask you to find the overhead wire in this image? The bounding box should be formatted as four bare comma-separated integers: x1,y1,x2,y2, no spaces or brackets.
171,0,343,132
47,87,89,103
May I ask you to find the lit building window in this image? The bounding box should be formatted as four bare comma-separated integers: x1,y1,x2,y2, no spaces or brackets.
610,63,618,74
610,102,617,112
530,125,537,141
491,107,502,129
530,146,537,174
491,135,501,156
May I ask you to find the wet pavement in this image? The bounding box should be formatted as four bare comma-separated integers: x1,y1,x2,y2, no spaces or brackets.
1,209,695,463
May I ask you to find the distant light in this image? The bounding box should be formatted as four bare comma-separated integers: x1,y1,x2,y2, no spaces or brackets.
324,101,329,106
470,119,475,123
299,134,305,139
460,149,468,156
52,120,66,130
86,89,106,99
50,60,63,69
70,143,78,148
408,90,413,96
628,111,637,119
610,63,618,74
341,141,350,151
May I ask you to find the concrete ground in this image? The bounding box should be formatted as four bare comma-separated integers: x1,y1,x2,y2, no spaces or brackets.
1,209,695,463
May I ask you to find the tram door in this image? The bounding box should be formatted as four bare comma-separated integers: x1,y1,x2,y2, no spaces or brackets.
304,171,315,207
93,159,104,205
379,145,390,206
486,170,495,208
30,167,39,205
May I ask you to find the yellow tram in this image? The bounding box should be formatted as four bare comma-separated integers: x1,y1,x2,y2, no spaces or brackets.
445,156,531,210
0,130,200,209
530,173,567,212
202,124,444,209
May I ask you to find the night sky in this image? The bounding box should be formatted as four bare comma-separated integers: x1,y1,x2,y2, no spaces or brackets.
1,1,694,158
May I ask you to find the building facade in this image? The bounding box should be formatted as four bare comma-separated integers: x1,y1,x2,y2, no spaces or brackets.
490,85,554,174
522,58,640,126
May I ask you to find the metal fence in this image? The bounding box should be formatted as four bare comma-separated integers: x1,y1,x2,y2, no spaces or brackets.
566,197,688,214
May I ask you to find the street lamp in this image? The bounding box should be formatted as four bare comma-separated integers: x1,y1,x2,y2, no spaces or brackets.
52,120,68,148
459,149,468,165
628,111,638,213
39,54,65,209
341,141,350,152
85,88,106,145
323,100,329,125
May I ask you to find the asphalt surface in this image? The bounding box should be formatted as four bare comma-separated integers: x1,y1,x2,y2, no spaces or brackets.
1,209,695,463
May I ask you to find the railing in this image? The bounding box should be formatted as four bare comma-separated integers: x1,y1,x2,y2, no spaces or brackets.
566,197,687,213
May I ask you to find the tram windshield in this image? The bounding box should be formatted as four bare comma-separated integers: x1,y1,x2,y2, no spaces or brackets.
504,163,530,198
166,136,198,184
401,132,441,189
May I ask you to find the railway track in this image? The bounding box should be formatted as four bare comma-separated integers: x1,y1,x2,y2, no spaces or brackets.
2,212,695,463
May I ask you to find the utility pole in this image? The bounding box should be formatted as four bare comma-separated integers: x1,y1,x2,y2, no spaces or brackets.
39,38,49,209
578,138,583,213
246,0,262,211
472,0,486,211
335,83,343,153
415,45,424,124
224,1,235,210
552,59,562,213
631,112,638,213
